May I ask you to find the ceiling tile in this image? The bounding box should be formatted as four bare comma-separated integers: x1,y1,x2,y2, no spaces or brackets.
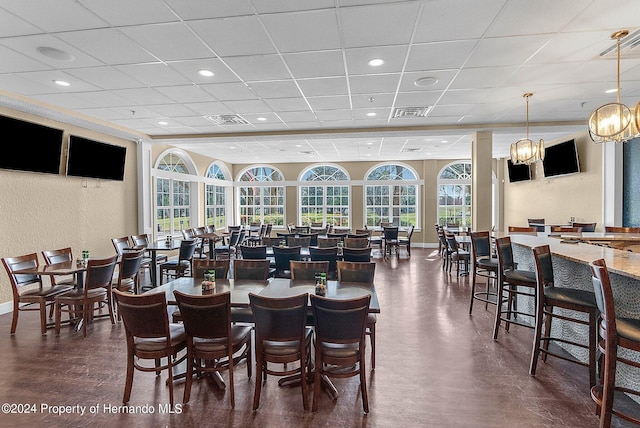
224,55,292,81
120,23,213,62
0,34,103,69
349,74,401,94
163,0,255,20
264,97,311,112
297,77,348,97
189,17,276,57
275,111,318,123
0,0,108,32
57,28,159,65
252,0,335,14
406,41,476,71
339,2,421,48
465,35,554,68
345,45,409,75
167,59,242,84
0,45,50,73
155,85,215,103
248,81,302,98
261,9,341,53
65,67,145,90
222,99,270,114
78,0,178,26
200,82,258,101
283,51,345,79
115,63,192,87
351,93,395,109
307,96,351,111
398,70,458,92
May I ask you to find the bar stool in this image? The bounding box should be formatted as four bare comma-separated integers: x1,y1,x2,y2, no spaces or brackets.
493,236,537,340
469,231,498,315
590,259,640,427
529,245,598,388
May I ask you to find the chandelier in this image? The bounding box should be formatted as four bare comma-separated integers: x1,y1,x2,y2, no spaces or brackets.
588,30,640,144
510,93,544,165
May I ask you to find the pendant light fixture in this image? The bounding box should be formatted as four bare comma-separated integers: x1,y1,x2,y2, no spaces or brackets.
588,30,640,144
510,93,545,165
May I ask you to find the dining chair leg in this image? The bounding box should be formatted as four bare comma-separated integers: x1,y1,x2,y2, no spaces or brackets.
253,357,264,410
39,302,47,335
360,356,369,414
183,349,194,403
10,301,19,335
55,301,62,336
312,348,322,412
123,351,135,404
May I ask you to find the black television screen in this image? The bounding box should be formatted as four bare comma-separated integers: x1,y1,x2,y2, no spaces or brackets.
542,139,580,178
67,135,126,181
0,115,63,174
507,159,531,182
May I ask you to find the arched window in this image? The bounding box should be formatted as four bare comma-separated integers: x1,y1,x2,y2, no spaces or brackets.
438,161,472,227
299,165,350,226
154,151,196,236
237,166,285,226
365,163,418,227
205,162,230,229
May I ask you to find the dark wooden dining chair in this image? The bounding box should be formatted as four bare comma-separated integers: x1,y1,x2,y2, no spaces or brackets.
493,236,537,340
272,246,302,278
233,259,270,281
336,261,377,368
342,247,372,262
549,226,583,235
344,237,369,249
572,222,597,232
239,245,267,260
445,232,470,276
287,236,311,248
113,290,186,410
310,294,371,413
130,233,167,274
41,247,76,287
249,293,312,411
590,259,640,428
317,237,340,248
55,255,118,337
383,226,400,257
114,249,144,294
159,240,197,284
192,259,230,279
2,253,73,335
527,218,545,232
469,231,498,315
398,224,415,256
173,290,252,408
529,245,597,388
111,236,132,256
215,230,244,259
290,260,329,281
308,246,339,280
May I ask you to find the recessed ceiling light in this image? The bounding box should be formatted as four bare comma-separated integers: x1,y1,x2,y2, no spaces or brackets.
441,140,448,143
198,69,214,77
366,142,374,145
37,46,75,62
366,112,377,117
368,58,385,67
414,77,439,87
257,117,267,121
364,153,372,157
229,146,236,149
295,144,303,148
158,121,168,125
605,88,618,94
53,80,70,87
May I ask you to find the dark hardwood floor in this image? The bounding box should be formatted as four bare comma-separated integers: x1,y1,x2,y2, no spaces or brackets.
0,248,631,427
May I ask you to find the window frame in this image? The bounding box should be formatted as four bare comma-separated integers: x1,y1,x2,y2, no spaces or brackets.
298,164,351,227
204,162,231,230
437,161,472,228
363,162,420,228
236,165,286,226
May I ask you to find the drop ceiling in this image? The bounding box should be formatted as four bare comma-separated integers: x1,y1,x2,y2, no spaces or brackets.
0,0,639,164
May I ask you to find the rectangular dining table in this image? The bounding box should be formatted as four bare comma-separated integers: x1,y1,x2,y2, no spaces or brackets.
15,260,87,289
141,238,182,288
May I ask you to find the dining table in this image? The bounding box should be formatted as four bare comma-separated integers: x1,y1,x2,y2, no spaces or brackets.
141,238,183,288
16,260,87,289
146,276,380,397
196,231,228,259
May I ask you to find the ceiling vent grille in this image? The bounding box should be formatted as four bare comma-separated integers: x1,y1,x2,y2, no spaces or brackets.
401,147,423,153
299,150,317,156
204,114,249,125
600,29,640,58
392,106,432,118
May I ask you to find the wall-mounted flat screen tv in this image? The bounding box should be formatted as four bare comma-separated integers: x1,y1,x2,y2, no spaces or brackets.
507,159,531,182
0,115,63,174
67,135,126,181
542,139,580,178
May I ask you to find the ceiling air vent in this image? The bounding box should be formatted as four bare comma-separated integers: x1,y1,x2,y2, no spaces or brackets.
299,150,317,156
599,29,640,58
204,114,249,125
392,106,432,119
401,148,423,153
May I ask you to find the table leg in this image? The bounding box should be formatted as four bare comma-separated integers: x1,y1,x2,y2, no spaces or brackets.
150,251,158,288
74,271,85,332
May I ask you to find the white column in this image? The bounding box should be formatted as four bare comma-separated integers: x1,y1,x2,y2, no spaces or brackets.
472,131,493,231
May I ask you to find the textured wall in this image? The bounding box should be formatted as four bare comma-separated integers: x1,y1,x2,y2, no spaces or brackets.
0,110,138,305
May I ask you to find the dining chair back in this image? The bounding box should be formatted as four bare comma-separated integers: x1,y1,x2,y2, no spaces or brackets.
445,232,470,276
239,245,267,260
342,247,372,262
264,224,273,237
287,236,311,248
549,226,582,235
41,247,76,286
192,259,230,279
111,236,131,256
572,222,596,232
233,259,270,280
297,233,319,247
115,249,144,294
249,292,311,411
383,227,400,257
336,261,375,284
508,226,538,235
344,237,369,248
113,289,186,409
310,294,371,412
272,246,302,278
317,237,340,248
173,290,252,407
398,224,415,255
590,259,640,427
290,261,329,281
2,253,72,335
527,218,546,232
261,237,281,248
308,246,339,279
